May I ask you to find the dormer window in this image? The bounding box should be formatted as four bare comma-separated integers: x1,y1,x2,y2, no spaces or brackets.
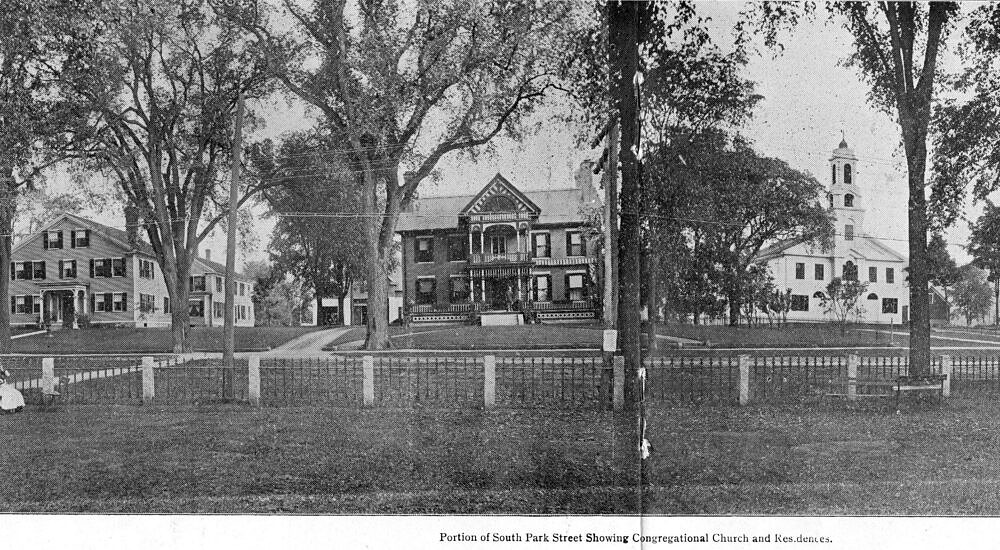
844,164,852,184
844,193,854,207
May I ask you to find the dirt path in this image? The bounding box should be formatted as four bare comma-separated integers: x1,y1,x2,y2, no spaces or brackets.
267,326,354,353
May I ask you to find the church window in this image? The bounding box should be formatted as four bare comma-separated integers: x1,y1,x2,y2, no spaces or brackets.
814,264,824,280
812,291,825,299
794,262,805,280
843,261,858,281
867,293,879,300
869,266,877,283
831,164,836,185
844,193,854,207
844,164,852,184
790,295,809,311
882,297,898,314
886,268,895,284
845,224,854,241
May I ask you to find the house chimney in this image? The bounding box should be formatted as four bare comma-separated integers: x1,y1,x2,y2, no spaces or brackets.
575,160,598,204
124,204,140,250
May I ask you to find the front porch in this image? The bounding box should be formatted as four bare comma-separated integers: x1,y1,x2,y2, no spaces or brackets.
37,283,90,329
408,299,598,325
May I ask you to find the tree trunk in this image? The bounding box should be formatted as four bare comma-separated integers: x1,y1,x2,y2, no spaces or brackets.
610,0,642,406
993,277,1000,327
904,138,932,376
728,292,740,327
0,180,15,353
364,175,402,350
163,260,192,354
337,291,347,325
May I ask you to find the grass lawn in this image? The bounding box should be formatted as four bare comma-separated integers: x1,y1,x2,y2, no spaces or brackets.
644,396,1000,514
0,406,637,513
10,326,322,354
324,324,603,351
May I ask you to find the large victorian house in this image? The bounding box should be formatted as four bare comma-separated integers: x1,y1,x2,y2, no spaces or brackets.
396,164,601,324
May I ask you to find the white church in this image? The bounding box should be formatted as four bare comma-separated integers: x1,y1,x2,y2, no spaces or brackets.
756,137,912,324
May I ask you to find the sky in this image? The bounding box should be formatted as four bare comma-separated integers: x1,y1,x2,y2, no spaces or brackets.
42,1,981,267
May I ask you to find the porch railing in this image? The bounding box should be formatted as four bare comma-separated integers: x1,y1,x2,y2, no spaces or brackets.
468,252,532,265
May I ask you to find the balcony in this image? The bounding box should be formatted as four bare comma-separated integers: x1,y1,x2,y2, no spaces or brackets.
468,251,532,265
468,212,530,223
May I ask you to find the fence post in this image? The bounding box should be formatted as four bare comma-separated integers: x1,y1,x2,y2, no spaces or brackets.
484,355,496,409
41,357,55,394
363,355,374,407
141,356,154,404
941,354,951,398
738,355,750,406
847,354,859,401
613,355,625,410
248,355,261,407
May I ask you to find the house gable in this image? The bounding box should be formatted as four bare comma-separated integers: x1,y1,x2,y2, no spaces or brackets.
459,173,541,217
13,213,133,258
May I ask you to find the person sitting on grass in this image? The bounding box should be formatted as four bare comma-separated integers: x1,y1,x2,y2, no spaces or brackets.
0,366,25,414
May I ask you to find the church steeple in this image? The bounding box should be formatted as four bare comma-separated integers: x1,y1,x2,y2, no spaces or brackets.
829,135,864,249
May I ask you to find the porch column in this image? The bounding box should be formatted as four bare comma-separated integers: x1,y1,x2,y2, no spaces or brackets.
480,227,485,257
480,272,486,303
468,231,473,258
517,273,523,301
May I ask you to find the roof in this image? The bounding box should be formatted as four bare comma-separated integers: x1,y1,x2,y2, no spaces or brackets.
459,174,541,216
397,184,598,232
755,233,907,264
20,212,249,280
192,255,250,281
831,134,857,160
18,212,158,257
756,237,807,261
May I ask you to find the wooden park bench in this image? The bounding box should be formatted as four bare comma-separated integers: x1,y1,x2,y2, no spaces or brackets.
826,373,947,408
893,374,948,407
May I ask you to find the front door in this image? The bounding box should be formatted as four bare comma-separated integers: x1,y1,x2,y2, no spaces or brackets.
61,293,75,328
486,278,514,310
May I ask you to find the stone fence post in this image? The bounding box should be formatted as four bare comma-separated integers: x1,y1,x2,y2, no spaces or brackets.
484,355,496,409
141,356,154,404
363,355,374,407
847,354,859,401
41,357,55,395
738,355,750,406
248,355,261,407
940,355,951,398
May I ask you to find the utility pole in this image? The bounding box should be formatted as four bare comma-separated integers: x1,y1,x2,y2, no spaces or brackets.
600,122,619,408
610,0,643,404
222,91,244,399
610,0,647,514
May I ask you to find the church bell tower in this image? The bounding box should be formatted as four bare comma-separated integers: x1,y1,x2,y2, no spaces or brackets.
829,135,864,254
